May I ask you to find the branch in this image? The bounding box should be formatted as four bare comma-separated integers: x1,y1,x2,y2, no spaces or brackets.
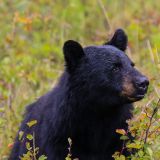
144,99,160,144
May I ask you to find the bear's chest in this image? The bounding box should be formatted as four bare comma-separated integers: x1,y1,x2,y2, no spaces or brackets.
70,115,126,158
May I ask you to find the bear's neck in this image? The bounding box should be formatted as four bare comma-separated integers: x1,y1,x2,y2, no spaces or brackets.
57,72,133,122
65,93,133,136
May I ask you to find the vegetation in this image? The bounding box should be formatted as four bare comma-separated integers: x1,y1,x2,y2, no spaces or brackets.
0,0,160,159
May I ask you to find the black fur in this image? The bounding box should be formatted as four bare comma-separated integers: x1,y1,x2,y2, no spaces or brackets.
105,28,128,51
9,29,148,160
63,40,85,73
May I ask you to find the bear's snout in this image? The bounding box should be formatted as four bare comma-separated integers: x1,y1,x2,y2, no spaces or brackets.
121,74,149,102
135,76,149,93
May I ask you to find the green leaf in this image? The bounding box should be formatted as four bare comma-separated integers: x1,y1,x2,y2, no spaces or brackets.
26,134,33,140
27,120,37,127
127,143,142,149
19,131,24,141
65,157,72,160
26,142,32,151
147,147,153,158
38,155,47,160
120,135,129,140
68,137,72,146
118,155,126,160
138,150,144,157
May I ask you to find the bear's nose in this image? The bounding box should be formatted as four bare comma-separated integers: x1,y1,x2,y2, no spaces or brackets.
135,77,149,90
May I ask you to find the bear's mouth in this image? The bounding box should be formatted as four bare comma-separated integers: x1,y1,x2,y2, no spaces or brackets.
121,90,146,102
127,94,145,101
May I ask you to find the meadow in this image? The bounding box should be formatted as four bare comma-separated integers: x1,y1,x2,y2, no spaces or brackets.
0,0,160,159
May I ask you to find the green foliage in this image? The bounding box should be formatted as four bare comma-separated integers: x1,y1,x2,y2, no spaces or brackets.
0,0,160,159
19,122,47,160
27,120,37,127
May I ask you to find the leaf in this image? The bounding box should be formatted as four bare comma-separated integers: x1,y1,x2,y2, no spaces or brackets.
25,142,32,151
35,147,39,154
65,157,72,160
26,134,33,140
8,143,14,148
20,151,32,160
68,137,72,146
38,155,47,160
118,155,126,160
127,143,142,149
116,129,126,135
65,154,72,160
138,150,144,157
112,152,126,160
120,135,129,140
19,131,24,141
27,120,37,127
147,147,153,158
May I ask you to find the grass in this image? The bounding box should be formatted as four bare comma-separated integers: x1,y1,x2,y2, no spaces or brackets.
0,0,160,159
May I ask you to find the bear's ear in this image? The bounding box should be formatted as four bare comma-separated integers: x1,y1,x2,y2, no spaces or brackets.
63,40,85,73
105,29,128,51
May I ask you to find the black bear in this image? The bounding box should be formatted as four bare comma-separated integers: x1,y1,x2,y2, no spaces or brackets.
9,29,149,160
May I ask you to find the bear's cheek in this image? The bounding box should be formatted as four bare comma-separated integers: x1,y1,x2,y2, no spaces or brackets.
121,83,135,96
120,76,136,100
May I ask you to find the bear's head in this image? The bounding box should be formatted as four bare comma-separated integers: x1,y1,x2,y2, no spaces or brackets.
63,29,149,107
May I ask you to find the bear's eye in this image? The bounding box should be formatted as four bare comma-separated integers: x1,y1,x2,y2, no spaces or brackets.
131,62,135,67
112,63,122,72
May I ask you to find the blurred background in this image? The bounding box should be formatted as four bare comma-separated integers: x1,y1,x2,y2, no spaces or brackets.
0,0,160,159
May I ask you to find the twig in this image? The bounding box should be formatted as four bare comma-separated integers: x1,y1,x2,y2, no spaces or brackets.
120,139,126,156
33,132,37,160
144,99,160,144
7,83,13,110
147,40,155,63
144,109,151,119
97,0,112,31
148,126,160,137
